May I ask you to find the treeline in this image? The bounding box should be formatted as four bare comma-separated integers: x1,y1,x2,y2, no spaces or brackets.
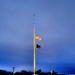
0,69,65,75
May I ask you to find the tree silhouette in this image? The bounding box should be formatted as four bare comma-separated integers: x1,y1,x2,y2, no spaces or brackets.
36,69,41,74
0,69,65,75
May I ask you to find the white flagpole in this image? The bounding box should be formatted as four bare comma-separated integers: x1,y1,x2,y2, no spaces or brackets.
33,26,36,75
33,13,36,75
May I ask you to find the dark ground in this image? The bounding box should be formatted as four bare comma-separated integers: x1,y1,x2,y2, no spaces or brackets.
0,69,65,75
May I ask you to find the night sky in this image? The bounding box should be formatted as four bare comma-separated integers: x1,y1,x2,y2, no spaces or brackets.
0,0,75,74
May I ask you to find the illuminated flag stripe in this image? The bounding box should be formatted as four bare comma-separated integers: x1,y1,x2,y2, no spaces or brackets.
35,35,42,41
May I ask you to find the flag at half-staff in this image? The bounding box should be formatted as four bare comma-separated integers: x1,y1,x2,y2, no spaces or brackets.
35,35,42,41
36,44,41,48
35,35,41,48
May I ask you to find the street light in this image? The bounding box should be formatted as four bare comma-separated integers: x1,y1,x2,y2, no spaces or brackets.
12,67,15,75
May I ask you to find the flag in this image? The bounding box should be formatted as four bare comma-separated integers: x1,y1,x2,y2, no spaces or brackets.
36,44,41,48
35,35,42,41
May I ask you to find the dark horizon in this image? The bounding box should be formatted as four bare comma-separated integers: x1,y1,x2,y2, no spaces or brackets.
0,69,65,75
0,68,74,75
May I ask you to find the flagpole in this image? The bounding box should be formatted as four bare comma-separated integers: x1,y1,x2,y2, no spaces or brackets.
33,13,36,75
33,26,36,75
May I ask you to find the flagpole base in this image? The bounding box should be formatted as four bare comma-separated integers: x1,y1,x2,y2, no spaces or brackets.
32,74,38,75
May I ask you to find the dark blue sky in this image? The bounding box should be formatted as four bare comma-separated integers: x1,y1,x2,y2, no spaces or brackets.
0,0,75,74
